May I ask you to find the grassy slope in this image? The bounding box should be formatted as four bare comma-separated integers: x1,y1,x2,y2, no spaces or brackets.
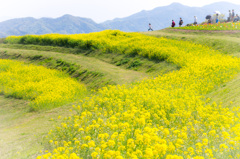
143,29,240,107
0,42,178,158
0,96,75,159
143,30,240,56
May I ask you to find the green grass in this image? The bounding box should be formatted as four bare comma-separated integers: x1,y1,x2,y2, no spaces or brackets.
0,96,76,159
206,74,240,108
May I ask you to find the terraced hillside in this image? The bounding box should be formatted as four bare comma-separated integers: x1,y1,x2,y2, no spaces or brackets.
1,28,240,159
0,31,178,159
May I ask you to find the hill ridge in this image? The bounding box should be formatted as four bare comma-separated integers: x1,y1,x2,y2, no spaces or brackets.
0,1,239,37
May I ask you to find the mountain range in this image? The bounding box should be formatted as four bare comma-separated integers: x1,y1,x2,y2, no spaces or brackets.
0,2,239,37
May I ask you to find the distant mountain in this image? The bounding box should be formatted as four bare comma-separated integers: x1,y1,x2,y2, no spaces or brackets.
0,2,239,37
101,2,240,31
0,14,106,37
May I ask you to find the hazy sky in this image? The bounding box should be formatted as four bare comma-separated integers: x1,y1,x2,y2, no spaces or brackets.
0,0,239,23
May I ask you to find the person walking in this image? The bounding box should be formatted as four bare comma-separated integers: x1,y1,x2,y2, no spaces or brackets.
179,18,183,27
194,16,197,25
171,20,175,28
148,23,153,31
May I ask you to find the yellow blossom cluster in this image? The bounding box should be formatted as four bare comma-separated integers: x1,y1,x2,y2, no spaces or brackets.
174,22,240,30
6,30,240,158
0,59,86,110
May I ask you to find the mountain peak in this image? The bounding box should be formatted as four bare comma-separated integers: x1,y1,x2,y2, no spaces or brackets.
169,2,184,7
61,14,74,18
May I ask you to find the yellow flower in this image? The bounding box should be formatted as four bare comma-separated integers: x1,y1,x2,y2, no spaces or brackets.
107,140,115,147
88,140,96,148
91,152,98,158
84,136,91,141
81,144,88,149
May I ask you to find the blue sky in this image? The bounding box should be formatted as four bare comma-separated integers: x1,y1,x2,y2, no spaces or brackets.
0,0,239,22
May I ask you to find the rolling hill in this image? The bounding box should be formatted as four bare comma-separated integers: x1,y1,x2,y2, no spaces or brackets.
0,14,106,37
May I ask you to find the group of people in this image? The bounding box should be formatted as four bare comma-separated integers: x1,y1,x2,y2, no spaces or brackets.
148,17,185,31
229,9,240,22
148,9,239,31
208,9,239,24
148,17,185,29
171,17,184,28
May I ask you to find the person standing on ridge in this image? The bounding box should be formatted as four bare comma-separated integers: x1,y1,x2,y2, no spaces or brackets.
216,14,219,23
232,9,235,21
171,20,175,27
179,18,183,27
148,23,153,31
194,16,197,25
228,10,232,22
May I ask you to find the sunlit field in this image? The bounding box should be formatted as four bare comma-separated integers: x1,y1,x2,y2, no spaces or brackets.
5,30,240,158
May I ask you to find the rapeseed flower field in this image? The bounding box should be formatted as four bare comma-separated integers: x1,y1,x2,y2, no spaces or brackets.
173,22,240,30
6,30,240,158
0,59,86,110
